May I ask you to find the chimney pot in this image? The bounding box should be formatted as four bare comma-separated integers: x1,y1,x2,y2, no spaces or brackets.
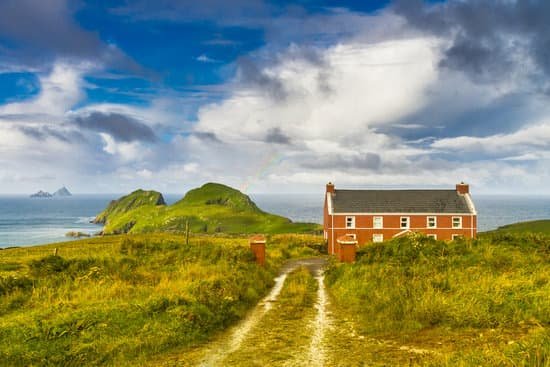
326,182,335,194
456,182,469,195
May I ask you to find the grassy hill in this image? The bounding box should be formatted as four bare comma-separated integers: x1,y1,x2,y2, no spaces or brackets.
0,233,322,366
325,232,550,365
487,219,550,235
96,183,321,235
93,189,166,226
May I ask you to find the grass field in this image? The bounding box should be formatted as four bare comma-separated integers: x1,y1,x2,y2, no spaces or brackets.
0,233,322,366
325,232,550,365
488,219,550,235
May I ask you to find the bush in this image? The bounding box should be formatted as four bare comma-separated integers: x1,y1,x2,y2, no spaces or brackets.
0,276,33,296
29,255,70,277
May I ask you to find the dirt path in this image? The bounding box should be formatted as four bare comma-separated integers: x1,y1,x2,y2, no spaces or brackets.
154,257,328,366
307,267,330,367
197,259,323,367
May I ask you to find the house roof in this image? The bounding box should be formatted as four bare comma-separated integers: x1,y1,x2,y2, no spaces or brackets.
331,189,473,214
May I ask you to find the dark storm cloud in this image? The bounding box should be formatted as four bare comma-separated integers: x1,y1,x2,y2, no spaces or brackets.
0,0,142,72
386,90,550,143
17,125,85,143
72,112,157,143
302,153,382,170
192,131,222,143
236,57,288,100
265,128,291,145
394,0,550,84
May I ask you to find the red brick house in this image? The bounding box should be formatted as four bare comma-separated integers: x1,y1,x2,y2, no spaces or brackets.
323,182,477,255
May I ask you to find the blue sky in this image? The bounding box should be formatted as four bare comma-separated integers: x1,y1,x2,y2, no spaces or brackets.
1,0,550,194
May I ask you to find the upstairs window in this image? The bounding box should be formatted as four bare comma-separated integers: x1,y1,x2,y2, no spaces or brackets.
400,216,410,229
427,216,437,228
373,216,383,229
452,216,462,229
345,216,355,229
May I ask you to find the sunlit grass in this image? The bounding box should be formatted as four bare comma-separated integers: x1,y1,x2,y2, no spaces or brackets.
0,233,322,366
325,232,550,365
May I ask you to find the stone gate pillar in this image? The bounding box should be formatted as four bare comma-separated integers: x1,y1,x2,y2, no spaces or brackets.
249,235,266,266
337,234,357,263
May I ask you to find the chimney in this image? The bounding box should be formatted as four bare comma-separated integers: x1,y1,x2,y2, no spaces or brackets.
326,182,335,194
456,182,469,195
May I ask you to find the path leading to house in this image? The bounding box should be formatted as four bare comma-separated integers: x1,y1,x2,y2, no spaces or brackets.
306,265,330,367
153,257,330,366
150,256,442,366
199,258,328,367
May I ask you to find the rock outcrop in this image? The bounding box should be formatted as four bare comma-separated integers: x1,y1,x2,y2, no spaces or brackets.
30,190,52,198
54,186,72,197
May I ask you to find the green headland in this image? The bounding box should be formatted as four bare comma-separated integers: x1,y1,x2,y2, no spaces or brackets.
94,182,321,235
487,219,550,235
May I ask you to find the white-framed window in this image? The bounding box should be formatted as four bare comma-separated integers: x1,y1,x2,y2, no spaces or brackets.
452,216,462,229
373,216,383,229
427,216,437,228
372,234,384,243
452,234,463,240
427,234,437,240
346,233,357,240
400,216,410,229
324,230,328,240
345,216,355,229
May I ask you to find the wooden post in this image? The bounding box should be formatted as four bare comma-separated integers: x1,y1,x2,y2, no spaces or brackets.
249,235,266,266
185,220,190,245
53,248,58,256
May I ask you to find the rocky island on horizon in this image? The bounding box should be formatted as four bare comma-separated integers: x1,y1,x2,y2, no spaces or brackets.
30,190,53,198
53,186,72,197
30,186,72,198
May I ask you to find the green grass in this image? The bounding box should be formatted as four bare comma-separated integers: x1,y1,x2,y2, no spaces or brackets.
488,219,550,235
96,183,321,235
325,232,550,365
93,189,166,225
0,233,321,366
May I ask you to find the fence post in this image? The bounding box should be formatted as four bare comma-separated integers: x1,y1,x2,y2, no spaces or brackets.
185,220,190,245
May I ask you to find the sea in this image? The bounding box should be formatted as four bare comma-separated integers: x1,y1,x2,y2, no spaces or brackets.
1,194,550,248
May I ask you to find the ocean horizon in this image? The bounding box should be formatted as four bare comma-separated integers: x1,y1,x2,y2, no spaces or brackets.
1,193,550,248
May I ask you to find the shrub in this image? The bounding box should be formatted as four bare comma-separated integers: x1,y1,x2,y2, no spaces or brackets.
29,255,70,277
0,276,33,296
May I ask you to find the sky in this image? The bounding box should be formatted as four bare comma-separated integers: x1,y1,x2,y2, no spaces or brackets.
1,0,550,195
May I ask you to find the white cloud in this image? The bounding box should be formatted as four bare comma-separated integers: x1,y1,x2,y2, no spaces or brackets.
2,9,550,195
0,62,92,117
431,122,550,155
196,54,218,63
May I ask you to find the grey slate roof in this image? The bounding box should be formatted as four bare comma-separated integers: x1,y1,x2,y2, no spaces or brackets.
331,189,472,214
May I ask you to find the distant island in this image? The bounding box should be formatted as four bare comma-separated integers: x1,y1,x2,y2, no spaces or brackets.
30,190,53,198
53,186,72,197
30,186,72,198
